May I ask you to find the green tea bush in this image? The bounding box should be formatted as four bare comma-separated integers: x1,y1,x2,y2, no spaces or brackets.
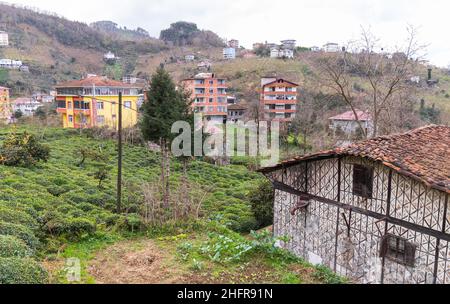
0,236,33,258
0,221,39,249
0,257,48,284
0,207,38,229
65,218,96,236
249,179,274,229
0,131,50,167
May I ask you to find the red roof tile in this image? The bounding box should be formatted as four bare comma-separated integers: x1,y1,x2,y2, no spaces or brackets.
329,109,371,121
260,125,450,193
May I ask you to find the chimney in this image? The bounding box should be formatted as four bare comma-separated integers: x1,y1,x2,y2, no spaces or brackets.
428,68,432,81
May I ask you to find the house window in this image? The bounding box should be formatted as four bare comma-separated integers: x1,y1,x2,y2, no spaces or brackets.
68,115,73,123
353,164,373,198
124,101,132,109
380,234,416,267
97,102,104,110
96,115,105,124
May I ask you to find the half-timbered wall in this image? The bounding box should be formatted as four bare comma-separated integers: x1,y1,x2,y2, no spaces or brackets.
269,156,449,284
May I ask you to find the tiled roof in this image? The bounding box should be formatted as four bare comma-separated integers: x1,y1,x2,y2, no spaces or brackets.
259,125,450,193
228,104,248,110
55,76,141,88
329,109,371,121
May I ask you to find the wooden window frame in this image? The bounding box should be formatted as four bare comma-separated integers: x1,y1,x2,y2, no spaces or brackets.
380,234,416,267
352,164,374,199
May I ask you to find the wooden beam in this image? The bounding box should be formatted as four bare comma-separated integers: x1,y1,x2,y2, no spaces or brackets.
272,180,450,242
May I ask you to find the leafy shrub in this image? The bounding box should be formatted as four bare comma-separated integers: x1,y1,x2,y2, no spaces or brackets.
0,221,39,249
0,257,48,284
0,235,33,258
0,132,50,167
40,211,96,237
65,218,96,236
249,180,274,229
0,207,38,229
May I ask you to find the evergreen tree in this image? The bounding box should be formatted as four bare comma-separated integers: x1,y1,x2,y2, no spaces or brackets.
140,66,193,208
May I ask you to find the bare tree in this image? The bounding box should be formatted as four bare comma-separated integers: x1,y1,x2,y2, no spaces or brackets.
314,25,426,138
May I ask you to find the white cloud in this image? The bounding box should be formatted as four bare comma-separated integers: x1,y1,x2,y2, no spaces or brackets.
4,0,450,66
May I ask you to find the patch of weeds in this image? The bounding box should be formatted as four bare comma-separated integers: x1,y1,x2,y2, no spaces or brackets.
312,264,347,284
189,259,204,272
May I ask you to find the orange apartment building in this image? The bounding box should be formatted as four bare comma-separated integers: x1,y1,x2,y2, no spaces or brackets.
182,73,228,123
0,86,11,123
260,77,299,122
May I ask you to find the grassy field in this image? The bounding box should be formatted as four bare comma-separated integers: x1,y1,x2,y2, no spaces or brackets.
0,125,345,284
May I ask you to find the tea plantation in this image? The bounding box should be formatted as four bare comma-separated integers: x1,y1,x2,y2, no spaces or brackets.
0,126,266,283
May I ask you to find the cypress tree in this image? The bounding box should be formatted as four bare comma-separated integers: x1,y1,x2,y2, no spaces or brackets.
140,66,193,208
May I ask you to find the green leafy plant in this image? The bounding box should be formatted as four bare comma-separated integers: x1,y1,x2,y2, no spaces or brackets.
0,257,48,284
0,131,50,167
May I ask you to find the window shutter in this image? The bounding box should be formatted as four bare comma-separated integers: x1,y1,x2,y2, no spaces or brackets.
404,242,416,267
353,164,374,198
379,235,389,258
353,165,365,195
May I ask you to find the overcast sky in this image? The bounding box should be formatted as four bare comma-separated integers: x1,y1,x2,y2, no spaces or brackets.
5,0,450,67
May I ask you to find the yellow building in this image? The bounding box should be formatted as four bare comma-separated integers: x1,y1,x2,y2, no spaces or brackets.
0,86,11,123
55,75,143,129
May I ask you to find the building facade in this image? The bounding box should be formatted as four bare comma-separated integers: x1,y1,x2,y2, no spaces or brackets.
0,31,9,46
0,59,22,69
270,48,294,59
223,47,236,60
0,86,11,123
55,75,141,129
227,103,247,123
260,126,450,284
329,110,374,138
281,39,296,50
182,73,228,124
260,77,299,122
12,97,42,117
228,39,240,49
323,42,341,52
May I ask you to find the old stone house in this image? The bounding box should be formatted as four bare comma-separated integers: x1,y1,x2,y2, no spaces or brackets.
260,125,449,284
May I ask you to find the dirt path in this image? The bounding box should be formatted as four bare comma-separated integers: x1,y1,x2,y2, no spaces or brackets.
87,239,188,284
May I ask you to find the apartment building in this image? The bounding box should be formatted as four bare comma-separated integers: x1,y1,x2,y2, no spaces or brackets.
228,39,240,49
270,48,294,59
260,77,299,122
55,75,142,129
280,39,296,50
11,97,43,117
0,31,9,46
223,47,236,60
182,73,228,124
0,86,11,123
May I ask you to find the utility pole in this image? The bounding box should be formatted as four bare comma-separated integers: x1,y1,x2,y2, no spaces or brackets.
117,91,123,213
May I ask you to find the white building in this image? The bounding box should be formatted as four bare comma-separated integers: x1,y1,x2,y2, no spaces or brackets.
104,51,118,62
12,97,43,117
310,46,321,52
228,39,239,49
0,31,9,46
223,47,236,60
323,43,340,53
270,48,294,59
185,55,195,62
329,109,373,139
281,40,296,50
0,59,22,69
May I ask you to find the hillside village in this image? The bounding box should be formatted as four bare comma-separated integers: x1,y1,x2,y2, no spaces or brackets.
0,2,449,286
